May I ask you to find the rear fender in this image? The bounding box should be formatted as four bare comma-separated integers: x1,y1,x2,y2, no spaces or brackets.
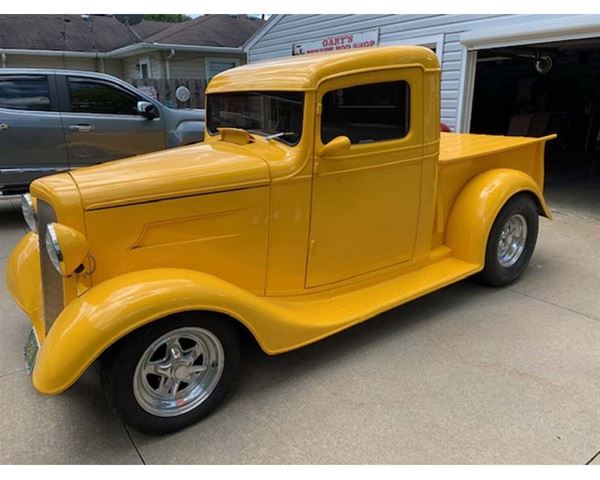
445,168,551,266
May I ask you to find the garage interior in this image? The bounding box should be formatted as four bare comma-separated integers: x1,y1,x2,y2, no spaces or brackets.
470,37,600,219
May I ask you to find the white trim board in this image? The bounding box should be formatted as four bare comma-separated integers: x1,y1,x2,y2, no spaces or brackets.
243,15,284,52
460,14,600,50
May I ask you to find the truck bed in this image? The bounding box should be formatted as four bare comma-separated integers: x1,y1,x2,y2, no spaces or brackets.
439,132,556,164
435,132,556,247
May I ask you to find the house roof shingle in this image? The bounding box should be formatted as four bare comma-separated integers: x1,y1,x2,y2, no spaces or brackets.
145,15,265,48
0,14,264,53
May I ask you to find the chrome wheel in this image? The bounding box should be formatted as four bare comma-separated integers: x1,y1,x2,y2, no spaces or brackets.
497,213,528,268
133,327,225,417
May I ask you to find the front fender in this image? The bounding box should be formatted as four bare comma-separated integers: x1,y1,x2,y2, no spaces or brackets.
32,268,309,395
445,168,551,266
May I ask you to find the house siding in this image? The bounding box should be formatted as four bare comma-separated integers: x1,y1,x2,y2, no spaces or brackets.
120,52,245,81
5,54,98,71
169,52,207,79
102,58,124,78
247,14,572,130
122,52,165,82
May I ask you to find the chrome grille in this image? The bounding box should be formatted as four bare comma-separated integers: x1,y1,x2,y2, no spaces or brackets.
37,200,63,332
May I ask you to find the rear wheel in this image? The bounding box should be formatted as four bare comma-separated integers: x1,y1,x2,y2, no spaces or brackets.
477,194,539,287
101,313,240,435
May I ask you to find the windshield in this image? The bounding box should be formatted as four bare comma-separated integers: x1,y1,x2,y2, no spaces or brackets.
206,91,304,145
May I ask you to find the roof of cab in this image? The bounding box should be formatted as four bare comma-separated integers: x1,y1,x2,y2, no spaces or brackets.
205,45,440,94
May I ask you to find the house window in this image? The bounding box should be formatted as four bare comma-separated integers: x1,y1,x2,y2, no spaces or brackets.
206,58,239,81
321,80,410,145
138,57,152,80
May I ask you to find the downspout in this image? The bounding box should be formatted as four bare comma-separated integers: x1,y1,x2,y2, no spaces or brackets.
1,53,6,68
165,49,175,80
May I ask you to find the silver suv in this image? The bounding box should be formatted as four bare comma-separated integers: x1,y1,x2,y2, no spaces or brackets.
0,69,205,194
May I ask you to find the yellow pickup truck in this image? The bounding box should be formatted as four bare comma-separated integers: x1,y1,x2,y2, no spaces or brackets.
6,46,555,434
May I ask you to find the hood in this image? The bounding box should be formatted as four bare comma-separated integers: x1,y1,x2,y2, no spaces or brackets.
167,107,206,122
69,142,270,210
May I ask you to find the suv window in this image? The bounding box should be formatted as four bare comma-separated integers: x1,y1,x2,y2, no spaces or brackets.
68,77,139,115
321,80,410,145
0,75,51,111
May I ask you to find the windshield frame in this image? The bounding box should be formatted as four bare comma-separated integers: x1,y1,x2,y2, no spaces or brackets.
206,90,305,146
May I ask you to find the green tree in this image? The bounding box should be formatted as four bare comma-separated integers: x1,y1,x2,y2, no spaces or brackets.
143,14,191,23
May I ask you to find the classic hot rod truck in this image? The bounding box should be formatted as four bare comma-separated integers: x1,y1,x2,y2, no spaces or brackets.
6,46,555,434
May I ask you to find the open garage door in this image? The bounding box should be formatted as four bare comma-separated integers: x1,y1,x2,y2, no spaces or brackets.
470,37,600,218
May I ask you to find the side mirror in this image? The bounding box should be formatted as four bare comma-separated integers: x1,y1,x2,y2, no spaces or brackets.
319,135,351,157
137,100,157,120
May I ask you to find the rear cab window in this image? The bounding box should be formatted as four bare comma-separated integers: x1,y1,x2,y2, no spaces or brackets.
67,77,141,115
321,80,410,145
0,75,52,111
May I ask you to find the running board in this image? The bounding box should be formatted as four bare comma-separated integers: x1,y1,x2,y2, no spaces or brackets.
266,257,481,353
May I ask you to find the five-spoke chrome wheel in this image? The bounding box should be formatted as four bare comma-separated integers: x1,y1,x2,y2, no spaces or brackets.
133,327,225,417
497,213,528,268
478,194,538,287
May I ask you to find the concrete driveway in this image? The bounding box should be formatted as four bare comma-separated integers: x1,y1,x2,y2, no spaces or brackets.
0,194,599,464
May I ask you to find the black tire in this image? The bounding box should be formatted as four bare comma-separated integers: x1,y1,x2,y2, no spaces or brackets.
101,312,240,435
477,193,539,287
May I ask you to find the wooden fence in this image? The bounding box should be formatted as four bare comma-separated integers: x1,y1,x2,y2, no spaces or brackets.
130,78,208,109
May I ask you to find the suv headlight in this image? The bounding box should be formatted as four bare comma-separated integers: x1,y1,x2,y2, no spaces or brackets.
21,194,37,232
45,223,89,276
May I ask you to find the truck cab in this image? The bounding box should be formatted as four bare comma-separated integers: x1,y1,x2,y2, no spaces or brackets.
204,46,441,292
6,46,554,434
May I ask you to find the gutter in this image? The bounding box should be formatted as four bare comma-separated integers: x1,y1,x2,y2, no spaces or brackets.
165,48,175,80
0,44,243,60
0,48,102,58
107,42,243,58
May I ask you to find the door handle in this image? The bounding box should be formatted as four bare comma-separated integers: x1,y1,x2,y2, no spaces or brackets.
69,124,95,133
0,123,8,132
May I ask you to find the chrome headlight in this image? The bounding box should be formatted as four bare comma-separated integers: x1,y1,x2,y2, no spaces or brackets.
45,224,63,273
44,223,89,276
21,194,37,232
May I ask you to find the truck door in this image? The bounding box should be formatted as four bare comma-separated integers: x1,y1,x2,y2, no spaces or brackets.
306,68,424,287
57,74,165,167
0,73,68,190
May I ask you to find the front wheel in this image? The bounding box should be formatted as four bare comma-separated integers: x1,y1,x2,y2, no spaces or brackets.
477,193,539,287
101,313,240,435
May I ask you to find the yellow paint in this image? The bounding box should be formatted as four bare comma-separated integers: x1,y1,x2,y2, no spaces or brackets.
4,46,555,395
5,233,44,340
218,127,254,145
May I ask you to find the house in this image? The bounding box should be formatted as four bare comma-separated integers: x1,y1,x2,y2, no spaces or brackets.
0,14,265,106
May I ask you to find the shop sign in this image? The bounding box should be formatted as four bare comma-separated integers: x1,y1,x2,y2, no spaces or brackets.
291,29,379,56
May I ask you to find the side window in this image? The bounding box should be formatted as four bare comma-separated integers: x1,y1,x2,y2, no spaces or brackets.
0,75,51,111
321,80,410,145
68,77,139,115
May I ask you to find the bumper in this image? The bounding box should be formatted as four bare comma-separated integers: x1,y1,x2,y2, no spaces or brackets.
5,232,45,340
